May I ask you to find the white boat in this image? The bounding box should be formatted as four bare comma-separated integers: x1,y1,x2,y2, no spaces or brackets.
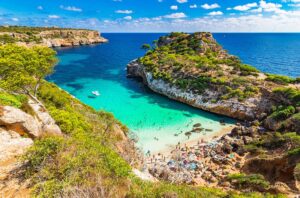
92,91,100,96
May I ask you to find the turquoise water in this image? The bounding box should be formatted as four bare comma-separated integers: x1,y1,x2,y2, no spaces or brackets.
50,34,236,152
50,33,300,152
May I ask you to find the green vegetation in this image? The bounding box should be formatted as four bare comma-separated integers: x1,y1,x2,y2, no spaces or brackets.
266,74,296,85
0,34,16,44
270,105,296,121
245,132,300,155
0,91,27,108
0,25,88,33
0,26,93,44
138,32,263,101
237,64,259,76
228,174,270,191
141,43,151,50
0,44,57,96
272,87,300,107
24,82,132,197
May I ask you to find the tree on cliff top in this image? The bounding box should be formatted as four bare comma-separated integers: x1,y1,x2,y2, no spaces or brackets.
0,44,57,96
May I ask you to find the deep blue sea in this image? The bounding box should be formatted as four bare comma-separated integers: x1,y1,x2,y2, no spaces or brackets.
49,33,300,152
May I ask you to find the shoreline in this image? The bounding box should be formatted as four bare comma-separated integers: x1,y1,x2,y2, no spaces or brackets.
150,125,235,157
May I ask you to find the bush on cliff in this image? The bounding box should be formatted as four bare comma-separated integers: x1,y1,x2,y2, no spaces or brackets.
228,173,270,191
0,91,27,108
266,74,296,85
270,105,296,121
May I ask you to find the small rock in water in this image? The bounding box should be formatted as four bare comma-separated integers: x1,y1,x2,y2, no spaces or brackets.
193,123,201,128
191,128,204,133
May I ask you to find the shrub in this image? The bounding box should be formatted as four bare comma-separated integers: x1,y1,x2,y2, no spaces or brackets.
0,91,27,108
272,87,300,107
23,136,64,176
266,74,295,85
0,34,16,43
270,105,296,120
228,173,270,191
238,64,259,73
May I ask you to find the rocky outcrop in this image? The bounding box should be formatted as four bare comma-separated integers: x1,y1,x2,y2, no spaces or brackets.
39,30,108,47
27,99,62,136
0,106,42,138
0,29,107,47
127,60,270,121
0,99,61,138
0,129,33,163
0,129,33,197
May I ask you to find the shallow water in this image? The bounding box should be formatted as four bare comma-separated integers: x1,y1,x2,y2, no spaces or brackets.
49,33,300,152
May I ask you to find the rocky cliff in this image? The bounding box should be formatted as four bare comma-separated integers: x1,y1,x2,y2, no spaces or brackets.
0,26,108,47
127,60,271,121
38,29,108,47
127,32,300,132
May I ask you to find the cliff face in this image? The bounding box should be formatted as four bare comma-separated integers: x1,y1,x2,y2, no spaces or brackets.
0,27,108,47
38,29,108,47
127,60,271,121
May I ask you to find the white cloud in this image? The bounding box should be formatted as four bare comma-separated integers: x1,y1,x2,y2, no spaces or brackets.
12,18,19,21
37,6,43,10
177,0,188,4
170,5,178,10
283,0,300,2
60,5,82,12
289,3,300,6
164,12,187,18
152,16,162,20
124,16,132,20
190,4,197,8
233,3,258,11
158,0,163,2
48,15,60,19
201,3,220,9
115,10,133,14
208,11,223,16
259,1,282,12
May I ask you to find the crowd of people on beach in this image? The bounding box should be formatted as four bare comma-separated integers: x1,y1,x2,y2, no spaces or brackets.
143,126,243,185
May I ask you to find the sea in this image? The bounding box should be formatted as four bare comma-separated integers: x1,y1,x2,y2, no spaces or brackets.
48,33,300,152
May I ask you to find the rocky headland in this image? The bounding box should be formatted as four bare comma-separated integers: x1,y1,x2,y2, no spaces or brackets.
127,32,300,131
0,26,108,47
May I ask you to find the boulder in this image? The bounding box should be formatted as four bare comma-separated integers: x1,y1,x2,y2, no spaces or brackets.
28,99,62,136
0,129,33,162
0,106,42,137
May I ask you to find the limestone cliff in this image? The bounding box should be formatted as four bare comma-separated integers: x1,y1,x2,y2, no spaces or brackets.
127,32,300,132
0,26,108,47
127,60,271,121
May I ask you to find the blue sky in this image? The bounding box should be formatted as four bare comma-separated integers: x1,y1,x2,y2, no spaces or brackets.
0,0,300,32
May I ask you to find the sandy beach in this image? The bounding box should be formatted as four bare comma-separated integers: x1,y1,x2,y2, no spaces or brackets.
151,125,235,156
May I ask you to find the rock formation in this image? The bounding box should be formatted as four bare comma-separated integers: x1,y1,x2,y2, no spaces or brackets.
0,27,108,47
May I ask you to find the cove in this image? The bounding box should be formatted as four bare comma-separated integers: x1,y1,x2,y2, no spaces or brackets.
49,33,300,152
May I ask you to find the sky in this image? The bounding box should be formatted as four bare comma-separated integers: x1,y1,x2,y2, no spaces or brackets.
0,0,300,32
